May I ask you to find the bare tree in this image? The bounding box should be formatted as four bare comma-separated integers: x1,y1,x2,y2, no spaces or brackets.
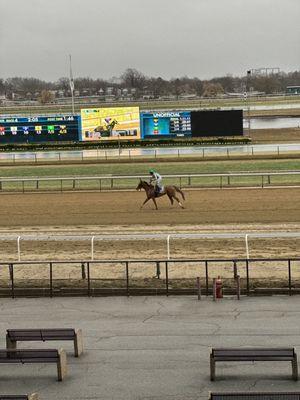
38,89,54,104
120,68,146,89
202,82,224,97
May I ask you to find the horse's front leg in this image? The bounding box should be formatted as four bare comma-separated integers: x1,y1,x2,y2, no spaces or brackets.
141,197,150,209
152,198,158,210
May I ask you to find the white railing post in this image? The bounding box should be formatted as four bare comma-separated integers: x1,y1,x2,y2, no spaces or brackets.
91,236,95,260
167,235,171,260
245,234,249,259
17,236,21,261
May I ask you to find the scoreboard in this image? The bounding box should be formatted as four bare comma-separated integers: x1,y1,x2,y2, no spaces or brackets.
0,115,80,143
141,111,192,138
0,109,243,145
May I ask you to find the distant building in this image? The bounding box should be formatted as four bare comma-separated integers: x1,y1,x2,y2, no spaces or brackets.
286,86,300,95
226,91,265,97
178,94,198,100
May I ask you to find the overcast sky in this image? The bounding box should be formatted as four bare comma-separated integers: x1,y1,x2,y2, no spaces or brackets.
1,0,299,81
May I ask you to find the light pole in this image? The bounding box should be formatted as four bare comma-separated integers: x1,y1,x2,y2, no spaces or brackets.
246,70,251,137
69,54,75,115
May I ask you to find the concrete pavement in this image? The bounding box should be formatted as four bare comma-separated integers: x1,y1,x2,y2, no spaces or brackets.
0,295,300,399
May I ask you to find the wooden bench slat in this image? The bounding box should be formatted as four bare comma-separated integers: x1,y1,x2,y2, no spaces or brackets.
6,329,83,357
7,329,75,340
210,347,298,381
213,348,294,356
213,348,295,361
0,349,67,381
0,396,38,400
0,397,32,400
210,393,300,400
0,349,59,363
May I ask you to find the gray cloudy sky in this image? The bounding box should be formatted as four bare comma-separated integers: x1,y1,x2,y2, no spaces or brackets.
1,0,299,80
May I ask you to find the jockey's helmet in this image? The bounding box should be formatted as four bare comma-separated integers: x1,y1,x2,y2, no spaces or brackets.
149,168,155,174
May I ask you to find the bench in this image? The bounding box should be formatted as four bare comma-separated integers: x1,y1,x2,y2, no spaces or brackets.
209,393,300,400
0,349,67,381
6,329,83,357
0,395,39,400
210,348,298,381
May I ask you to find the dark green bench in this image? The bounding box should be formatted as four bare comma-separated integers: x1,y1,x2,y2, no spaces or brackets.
0,349,67,381
6,329,83,357
209,393,300,400
210,348,298,381
0,395,39,400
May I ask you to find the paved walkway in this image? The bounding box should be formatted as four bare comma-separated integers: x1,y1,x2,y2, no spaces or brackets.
1,295,300,399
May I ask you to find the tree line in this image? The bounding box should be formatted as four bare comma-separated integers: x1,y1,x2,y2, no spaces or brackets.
0,68,299,101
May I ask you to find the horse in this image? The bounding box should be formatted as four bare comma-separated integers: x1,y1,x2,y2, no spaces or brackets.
136,179,185,210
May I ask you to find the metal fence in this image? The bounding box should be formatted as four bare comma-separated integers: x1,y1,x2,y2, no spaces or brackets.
0,144,300,165
1,171,300,193
1,257,300,298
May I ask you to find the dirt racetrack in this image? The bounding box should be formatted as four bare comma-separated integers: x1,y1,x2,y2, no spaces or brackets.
1,187,300,227
0,187,300,285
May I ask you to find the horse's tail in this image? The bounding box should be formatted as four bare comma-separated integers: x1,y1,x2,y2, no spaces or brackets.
174,186,185,201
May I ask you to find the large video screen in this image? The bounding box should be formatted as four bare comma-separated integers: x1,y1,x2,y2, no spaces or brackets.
191,110,243,137
0,115,79,143
141,111,191,139
80,107,141,141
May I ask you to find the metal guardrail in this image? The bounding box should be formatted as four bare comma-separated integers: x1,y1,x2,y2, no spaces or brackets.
0,171,299,193
0,144,299,164
1,257,300,298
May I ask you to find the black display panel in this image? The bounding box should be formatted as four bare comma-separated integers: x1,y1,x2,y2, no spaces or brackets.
191,110,243,137
0,115,80,143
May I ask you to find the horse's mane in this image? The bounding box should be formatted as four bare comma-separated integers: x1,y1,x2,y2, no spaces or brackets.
141,180,151,187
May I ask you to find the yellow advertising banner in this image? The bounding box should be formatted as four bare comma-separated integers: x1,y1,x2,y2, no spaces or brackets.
80,107,140,141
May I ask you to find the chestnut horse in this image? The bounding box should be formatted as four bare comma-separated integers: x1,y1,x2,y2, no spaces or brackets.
136,180,185,210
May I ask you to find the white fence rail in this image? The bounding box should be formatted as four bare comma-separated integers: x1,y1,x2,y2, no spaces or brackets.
0,143,300,164
0,171,300,192
1,231,300,262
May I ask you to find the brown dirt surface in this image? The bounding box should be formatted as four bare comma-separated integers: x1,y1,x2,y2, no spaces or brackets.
1,187,300,227
0,188,299,285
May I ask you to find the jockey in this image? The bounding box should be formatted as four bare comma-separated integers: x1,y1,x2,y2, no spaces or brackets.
149,169,163,195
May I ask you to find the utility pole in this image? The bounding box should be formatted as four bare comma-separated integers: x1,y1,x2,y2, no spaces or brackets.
246,70,251,137
69,54,75,115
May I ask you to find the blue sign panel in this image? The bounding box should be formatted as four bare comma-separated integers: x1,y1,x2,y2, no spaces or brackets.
0,115,80,143
141,111,192,139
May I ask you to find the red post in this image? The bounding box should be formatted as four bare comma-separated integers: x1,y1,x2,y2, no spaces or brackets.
215,275,223,299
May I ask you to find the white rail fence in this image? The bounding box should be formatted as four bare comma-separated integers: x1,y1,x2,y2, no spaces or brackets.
1,231,300,262
0,143,300,164
1,171,300,192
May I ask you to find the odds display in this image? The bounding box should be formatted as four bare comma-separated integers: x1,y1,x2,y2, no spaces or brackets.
0,115,80,143
0,109,243,144
140,111,192,138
